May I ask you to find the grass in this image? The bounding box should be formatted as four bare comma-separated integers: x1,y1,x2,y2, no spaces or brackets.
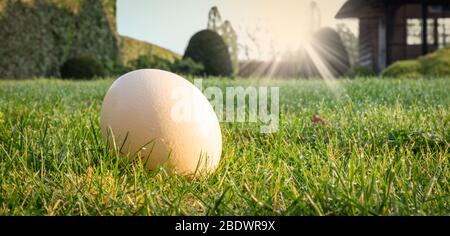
0,77,448,216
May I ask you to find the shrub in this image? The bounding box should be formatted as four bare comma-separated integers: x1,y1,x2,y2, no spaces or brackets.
171,58,204,75
382,60,423,79
119,35,180,66
151,56,173,71
101,58,133,76
60,56,105,79
344,65,377,78
130,55,172,71
418,47,450,77
111,62,132,76
128,55,205,76
130,55,152,69
381,46,450,79
184,29,233,77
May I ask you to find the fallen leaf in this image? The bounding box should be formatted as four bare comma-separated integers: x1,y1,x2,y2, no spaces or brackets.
312,114,327,125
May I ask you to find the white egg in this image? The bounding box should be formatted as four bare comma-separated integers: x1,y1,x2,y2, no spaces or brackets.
100,69,222,175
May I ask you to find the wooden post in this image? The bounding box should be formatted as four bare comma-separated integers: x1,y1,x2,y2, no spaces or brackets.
379,17,387,71
434,14,438,48
422,2,428,55
384,1,390,68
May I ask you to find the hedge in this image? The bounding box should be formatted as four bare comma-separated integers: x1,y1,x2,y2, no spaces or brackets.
0,0,179,79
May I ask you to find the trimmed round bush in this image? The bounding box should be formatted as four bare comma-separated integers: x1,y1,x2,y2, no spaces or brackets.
382,60,423,79
184,30,233,77
60,56,105,79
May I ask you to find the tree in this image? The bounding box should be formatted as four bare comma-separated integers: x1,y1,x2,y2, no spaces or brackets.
207,6,223,33
207,7,238,75
336,23,358,65
308,1,321,35
221,20,238,75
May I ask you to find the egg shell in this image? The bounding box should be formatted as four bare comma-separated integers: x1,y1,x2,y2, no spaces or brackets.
100,69,222,174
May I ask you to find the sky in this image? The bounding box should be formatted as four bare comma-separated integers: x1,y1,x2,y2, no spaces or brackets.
117,0,357,60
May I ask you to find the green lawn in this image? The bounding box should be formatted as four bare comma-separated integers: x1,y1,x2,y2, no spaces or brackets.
0,78,448,216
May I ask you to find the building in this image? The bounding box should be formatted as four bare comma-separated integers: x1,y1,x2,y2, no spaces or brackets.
336,0,450,72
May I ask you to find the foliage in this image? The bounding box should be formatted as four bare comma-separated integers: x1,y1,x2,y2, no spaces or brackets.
206,7,239,75
336,23,359,66
381,47,450,78
130,55,171,71
207,6,222,32
344,65,377,78
60,56,105,79
387,129,447,154
118,36,180,67
184,30,233,77
171,58,204,75
128,55,204,76
382,60,423,79
100,58,129,77
0,111,3,125
418,47,450,77
220,21,239,75
0,0,179,79
0,78,448,215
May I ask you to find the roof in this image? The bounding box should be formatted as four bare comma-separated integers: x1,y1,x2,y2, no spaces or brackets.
335,0,384,19
335,0,450,19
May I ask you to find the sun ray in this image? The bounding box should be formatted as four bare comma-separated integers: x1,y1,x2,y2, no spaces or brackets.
303,41,345,97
